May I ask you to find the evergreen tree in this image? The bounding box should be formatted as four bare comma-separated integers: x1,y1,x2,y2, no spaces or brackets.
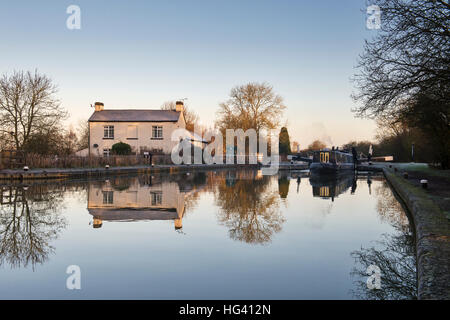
279,127,291,155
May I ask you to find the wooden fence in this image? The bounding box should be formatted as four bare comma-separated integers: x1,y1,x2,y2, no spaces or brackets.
0,150,26,170
0,152,278,170
0,153,173,170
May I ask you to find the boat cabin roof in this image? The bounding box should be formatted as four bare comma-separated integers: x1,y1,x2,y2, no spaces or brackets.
314,149,352,155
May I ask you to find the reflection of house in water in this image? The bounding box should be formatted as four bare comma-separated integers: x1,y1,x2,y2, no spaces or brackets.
309,173,356,201
87,177,191,230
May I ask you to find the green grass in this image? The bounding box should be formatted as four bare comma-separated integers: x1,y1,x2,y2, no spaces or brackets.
392,163,450,179
385,169,446,224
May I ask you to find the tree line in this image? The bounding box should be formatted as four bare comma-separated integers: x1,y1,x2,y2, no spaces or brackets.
297,134,442,164
0,70,444,165
352,0,449,168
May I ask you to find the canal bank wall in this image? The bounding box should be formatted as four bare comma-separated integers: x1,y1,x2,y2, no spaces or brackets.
383,168,450,300
0,163,309,180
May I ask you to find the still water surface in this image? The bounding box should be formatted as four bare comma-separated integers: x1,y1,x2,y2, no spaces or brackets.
0,170,416,299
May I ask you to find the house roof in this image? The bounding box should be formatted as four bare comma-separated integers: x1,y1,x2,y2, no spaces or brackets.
88,109,181,122
88,208,179,221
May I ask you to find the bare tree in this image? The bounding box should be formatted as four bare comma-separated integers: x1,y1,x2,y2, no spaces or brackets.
0,70,67,151
352,0,449,118
22,125,64,155
60,127,79,155
307,140,327,151
76,119,89,150
161,100,199,132
291,141,300,153
352,0,449,167
215,82,286,135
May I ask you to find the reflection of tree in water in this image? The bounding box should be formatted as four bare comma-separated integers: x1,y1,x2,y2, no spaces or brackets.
350,181,417,300
278,176,290,200
180,172,207,214
351,231,417,300
215,173,285,244
0,185,67,269
374,181,410,232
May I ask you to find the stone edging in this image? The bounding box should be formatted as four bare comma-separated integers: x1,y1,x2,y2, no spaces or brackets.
0,163,310,180
383,168,450,300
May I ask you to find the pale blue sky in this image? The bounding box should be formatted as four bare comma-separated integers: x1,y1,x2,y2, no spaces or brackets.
0,0,377,147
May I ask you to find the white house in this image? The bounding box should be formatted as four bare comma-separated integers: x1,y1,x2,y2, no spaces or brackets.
88,101,186,157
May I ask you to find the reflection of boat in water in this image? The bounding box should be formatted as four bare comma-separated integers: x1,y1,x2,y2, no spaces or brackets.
309,173,356,201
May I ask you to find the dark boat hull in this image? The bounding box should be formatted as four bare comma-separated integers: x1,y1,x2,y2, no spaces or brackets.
309,162,354,174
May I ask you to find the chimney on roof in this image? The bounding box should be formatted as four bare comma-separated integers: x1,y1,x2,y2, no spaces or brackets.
175,101,184,113
94,102,104,112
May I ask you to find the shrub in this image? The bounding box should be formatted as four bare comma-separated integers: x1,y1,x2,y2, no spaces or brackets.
112,142,132,155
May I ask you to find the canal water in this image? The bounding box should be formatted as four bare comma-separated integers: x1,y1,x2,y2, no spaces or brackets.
0,170,416,299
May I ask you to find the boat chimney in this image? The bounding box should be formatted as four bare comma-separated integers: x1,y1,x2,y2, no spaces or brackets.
95,102,104,112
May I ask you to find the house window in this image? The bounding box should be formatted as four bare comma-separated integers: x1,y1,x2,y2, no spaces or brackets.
152,126,163,139
104,125,114,139
102,191,114,204
127,125,138,140
150,191,162,206
103,148,111,157
126,191,138,205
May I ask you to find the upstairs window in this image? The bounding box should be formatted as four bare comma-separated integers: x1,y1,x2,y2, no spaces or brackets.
126,191,138,205
102,191,114,204
152,126,163,139
104,125,114,139
127,125,138,139
150,191,162,206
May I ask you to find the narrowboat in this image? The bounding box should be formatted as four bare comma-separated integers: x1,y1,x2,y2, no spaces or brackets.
308,149,356,174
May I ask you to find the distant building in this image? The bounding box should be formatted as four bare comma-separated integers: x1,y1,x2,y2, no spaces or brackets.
88,101,186,157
